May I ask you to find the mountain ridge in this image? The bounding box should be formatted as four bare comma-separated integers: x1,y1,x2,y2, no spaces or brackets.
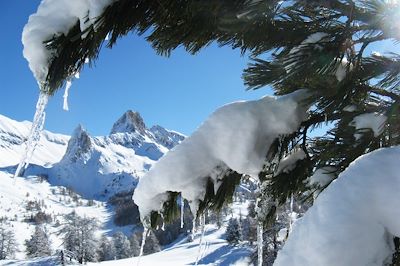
1,111,185,199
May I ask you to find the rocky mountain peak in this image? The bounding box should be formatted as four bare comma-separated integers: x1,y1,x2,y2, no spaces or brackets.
63,124,92,162
110,110,146,135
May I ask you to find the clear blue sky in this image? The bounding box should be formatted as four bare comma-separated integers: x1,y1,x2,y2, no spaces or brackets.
0,1,268,136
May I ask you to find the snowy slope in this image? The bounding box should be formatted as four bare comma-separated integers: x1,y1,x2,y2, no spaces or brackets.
0,199,253,266
0,114,69,167
89,225,252,266
0,171,109,260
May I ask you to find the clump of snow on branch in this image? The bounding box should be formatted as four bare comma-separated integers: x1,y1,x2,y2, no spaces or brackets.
22,0,115,84
334,57,353,82
275,147,400,266
285,32,328,72
133,91,309,221
307,167,336,189
275,148,307,175
351,112,387,140
289,32,328,55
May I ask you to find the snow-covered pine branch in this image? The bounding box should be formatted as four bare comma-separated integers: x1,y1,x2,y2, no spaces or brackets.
132,90,309,223
22,0,115,88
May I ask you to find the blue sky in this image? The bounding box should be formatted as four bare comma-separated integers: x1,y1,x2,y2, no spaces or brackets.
0,1,268,136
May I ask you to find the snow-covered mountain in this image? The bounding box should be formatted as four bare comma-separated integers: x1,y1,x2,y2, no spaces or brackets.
0,114,69,168
29,111,185,199
0,110,182,199
0,111,185,260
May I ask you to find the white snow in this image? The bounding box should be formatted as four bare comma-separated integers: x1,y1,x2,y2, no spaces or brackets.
307,166,336,189
275,149,307,175
335,57,352,82
274,146,400,266
351,112,387,139
0,171,109,260
22,0,115,84
133,91,309,221
85,224,252,266
0,114,69,168
289,33,328,55
285,33,329,73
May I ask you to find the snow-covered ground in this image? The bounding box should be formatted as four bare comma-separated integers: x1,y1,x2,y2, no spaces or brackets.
0,171,109,260
89,224,252,266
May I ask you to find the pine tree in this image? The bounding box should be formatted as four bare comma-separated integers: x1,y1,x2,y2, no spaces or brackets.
25,225,52,258
112,232,131,259
143,230,161,255
97,235,116,261
60,211,99,264
129,233,141,257
0,224,16,260
226,218,242,246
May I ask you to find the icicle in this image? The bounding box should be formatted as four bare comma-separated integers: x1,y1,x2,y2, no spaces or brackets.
180,194,184,229
160,213,165,231
257,222,264,266
288,194,294,234
137,227,149,266
63,79,72,111
195,214,206,265
191,213,197,241
14,91,49,178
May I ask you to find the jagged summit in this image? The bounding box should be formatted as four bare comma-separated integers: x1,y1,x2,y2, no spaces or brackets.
110,110,146,135
62,124,92,163
150,125,185,149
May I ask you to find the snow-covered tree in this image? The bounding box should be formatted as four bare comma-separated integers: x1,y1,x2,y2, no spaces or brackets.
0,224,16,260
129,233,141,257
112,232,131,259
226,218,242,246
21,1,400,265
25,225,52,258
143,230,161,255
60,211,99,264
97,235,116,262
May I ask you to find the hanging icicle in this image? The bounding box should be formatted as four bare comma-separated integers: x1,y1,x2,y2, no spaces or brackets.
180,194,185,229
63,79,72,111
257,222,264,266
191,214,197,241
137,227,149,266
160,212,165,231
288,193,294,235
14,91,49,177
195,213,206,265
